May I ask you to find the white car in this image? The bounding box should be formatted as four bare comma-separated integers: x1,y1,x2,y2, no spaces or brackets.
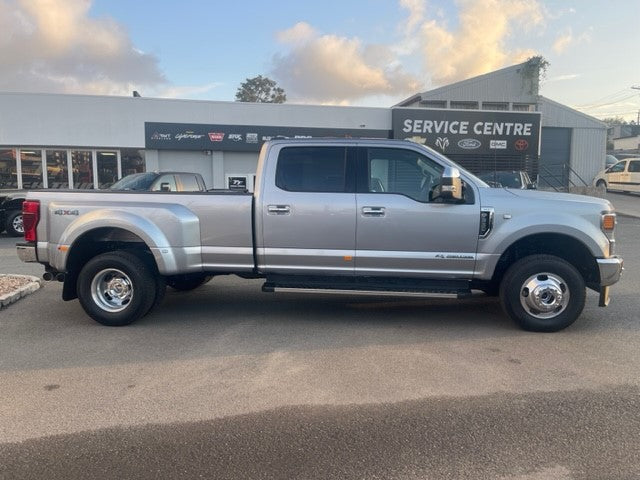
594,158,640,193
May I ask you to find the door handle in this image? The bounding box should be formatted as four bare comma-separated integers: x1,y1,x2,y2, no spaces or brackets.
268,204,291,215
362,206,385,217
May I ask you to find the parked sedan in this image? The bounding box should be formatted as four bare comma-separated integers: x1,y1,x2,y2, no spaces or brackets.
593,158,640,193
478,171,536,190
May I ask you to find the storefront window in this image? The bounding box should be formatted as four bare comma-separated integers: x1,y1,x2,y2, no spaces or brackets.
46,150,69,189
96,151,118,188
0,149,18,189
21,150,43,189
72,150,93,189
121,149,145,176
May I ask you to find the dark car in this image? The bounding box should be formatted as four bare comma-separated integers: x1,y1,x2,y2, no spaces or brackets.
606,154,619,168
0,172,207,237
0,190,27,237
478,171,536,190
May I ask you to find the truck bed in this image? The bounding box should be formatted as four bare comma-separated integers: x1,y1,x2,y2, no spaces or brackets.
30,190,255,275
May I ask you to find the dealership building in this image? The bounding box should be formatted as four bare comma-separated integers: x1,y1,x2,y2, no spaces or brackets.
0,60,606,192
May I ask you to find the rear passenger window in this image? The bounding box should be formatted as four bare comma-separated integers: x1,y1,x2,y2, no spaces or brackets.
276,147,347,192
178,174,200,191
629,161,640,173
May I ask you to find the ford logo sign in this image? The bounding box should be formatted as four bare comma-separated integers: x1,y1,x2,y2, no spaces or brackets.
458,139,481,149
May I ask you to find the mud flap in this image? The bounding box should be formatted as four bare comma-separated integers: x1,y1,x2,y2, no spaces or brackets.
598,286,610,307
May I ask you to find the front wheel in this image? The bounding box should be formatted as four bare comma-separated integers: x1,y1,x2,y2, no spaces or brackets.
5,210,23,237
499,255,586,332
77,251,158,326
595,180,607,194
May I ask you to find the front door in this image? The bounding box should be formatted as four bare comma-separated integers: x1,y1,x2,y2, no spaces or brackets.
606,160,627,191
355,147,480,278
260,145,357,274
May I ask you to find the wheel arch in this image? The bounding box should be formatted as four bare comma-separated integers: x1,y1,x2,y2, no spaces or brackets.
62,227,159,301
491,233,600,291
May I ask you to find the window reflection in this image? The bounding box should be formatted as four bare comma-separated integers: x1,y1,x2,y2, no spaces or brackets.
97,151,118,188
21,150,43,189
121,149,145,176
72,150,93,189
0,149,18,189
46,150,69,189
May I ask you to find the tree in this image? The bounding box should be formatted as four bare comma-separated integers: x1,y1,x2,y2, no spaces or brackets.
235,75,286,103
601,116,628,126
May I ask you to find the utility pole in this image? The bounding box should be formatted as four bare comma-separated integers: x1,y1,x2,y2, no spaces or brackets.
632,86,640,124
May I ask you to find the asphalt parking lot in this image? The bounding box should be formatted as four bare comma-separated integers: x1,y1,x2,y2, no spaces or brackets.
1,214,639,479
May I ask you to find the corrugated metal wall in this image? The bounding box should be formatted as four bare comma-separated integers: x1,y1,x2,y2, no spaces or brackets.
570,128,606,185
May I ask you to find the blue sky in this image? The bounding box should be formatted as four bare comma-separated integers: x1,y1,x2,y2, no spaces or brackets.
1,0,638,121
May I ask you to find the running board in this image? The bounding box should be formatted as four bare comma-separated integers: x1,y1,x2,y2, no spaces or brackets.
263,284,471,299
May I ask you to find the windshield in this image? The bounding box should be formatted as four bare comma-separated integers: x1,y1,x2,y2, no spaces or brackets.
479,172,523,188
109,172,157,191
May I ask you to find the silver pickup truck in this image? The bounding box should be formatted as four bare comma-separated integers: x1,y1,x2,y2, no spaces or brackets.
17,139,623,331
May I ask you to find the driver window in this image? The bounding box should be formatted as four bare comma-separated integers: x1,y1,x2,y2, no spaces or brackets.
367,148,443,202
608,162,626,173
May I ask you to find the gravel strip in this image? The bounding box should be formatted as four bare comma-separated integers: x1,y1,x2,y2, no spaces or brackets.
0,274,43,309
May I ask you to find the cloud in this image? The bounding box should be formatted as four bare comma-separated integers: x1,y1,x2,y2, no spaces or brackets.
276,22,316,45
272,23,420,104
156,82,223,99
552,27,592,54
419,0,545,85
552,31,573,54
548,74,581,82
399,0,426,33
0,0,166,95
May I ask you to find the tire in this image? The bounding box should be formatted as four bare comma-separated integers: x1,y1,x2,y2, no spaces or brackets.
595,180,607,194
77,251,157,326
499,254,586,332
148,274,167,313
5,210,23,237
127,248,166,314
166,274,211,292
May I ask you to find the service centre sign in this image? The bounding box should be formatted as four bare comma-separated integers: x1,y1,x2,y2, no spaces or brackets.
392,108,541,156
145,122,391,152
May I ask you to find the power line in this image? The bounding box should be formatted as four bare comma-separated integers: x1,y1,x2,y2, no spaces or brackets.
576,88,632,107
577,93,639,110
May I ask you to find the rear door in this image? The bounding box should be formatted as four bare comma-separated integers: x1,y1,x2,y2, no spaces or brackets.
259,146,357,274
355,147,480,278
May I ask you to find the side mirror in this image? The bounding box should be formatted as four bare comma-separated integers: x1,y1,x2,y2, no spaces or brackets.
438,167,463,202
160,182,171,192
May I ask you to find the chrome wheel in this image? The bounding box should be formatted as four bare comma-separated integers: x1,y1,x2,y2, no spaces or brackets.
12,214,23,234
91,268,133,313
519,272,570,320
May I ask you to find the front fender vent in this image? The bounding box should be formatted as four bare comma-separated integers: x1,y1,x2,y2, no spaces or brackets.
479,208,494,238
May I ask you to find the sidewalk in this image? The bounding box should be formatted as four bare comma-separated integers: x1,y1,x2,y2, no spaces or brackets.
606,192,640,219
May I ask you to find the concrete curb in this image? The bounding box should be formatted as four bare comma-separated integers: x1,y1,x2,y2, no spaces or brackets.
0,274,43,309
